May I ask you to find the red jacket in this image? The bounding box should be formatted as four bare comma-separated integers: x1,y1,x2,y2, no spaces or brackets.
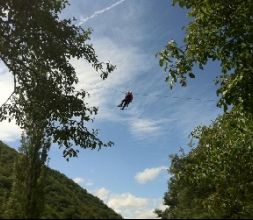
125,92,133,102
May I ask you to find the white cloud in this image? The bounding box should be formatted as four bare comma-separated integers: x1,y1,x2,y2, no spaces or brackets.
73,177,94,187
130,119,160,135
73,177,84,185
156,200,167,212
107,193,148,210
0,65,13,106
135,209,158,219
78,0,126,25
0,65,21,142
128,117,175,140
108,193,151,219
135,166,167,184
0,120,22,142
91,187,165,219
135,199,167,219
94,187,110,202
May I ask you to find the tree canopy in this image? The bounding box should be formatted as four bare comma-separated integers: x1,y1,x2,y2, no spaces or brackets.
0,0,115,159
156,0,253,218
158,0,253,112
0,1,116,218
156,109,253,219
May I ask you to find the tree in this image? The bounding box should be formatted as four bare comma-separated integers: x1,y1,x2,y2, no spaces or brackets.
0,0,115,158
156,109,253,219
0,0,115,218
158,0,253,112
156,0,253,218
5,133,48,219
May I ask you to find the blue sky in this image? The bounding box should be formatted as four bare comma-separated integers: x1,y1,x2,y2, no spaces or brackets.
0,0,223,218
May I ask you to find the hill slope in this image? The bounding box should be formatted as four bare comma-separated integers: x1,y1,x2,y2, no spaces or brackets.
0,141,122,219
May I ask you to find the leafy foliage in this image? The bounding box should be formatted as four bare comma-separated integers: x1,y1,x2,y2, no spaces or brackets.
0,141,16,219
0,1,115,217
0,0,115,159
157,109,253,219
158,0,253,112
0,141,122,219
5,134,48,219
157,0,253,218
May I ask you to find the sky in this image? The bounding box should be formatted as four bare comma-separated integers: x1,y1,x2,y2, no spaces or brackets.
0,0,223,219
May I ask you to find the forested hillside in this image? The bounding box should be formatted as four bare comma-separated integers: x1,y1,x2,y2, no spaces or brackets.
0,141,122,219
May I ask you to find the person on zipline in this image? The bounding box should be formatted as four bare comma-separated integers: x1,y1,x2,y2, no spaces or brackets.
117,91,133,110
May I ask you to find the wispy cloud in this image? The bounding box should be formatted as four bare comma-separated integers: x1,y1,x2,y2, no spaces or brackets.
73,52,175,139
128,117,175,140
130,119,161,135
78,0,126,25
0,35,152,142
73,177,94,187
85,181,94,186
167,99,222,139
92,187,164,219
135,166,167,184
71,37,152,122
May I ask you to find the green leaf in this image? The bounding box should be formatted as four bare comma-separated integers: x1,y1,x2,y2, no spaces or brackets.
159,58,165,67
189,72,195,78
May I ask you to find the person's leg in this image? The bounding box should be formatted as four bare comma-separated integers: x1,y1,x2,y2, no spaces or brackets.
118,99,125,107
121,100,129,110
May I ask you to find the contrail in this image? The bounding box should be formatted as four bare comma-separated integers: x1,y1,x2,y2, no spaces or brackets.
78,0,126,25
